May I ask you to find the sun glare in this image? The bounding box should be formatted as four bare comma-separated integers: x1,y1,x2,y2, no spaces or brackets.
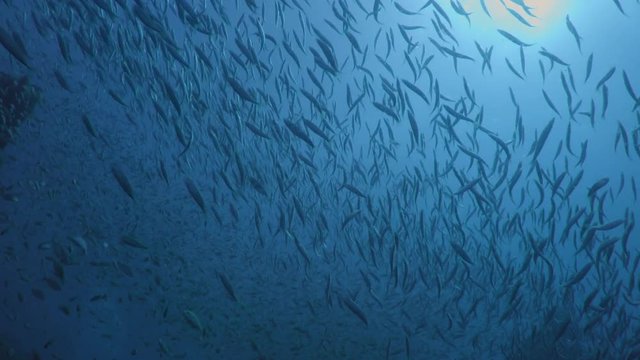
461,0,574,37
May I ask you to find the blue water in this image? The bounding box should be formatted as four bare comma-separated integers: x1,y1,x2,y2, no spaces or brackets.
1,0,639,359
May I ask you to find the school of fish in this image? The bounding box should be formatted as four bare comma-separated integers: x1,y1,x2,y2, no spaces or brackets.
1,0,640,359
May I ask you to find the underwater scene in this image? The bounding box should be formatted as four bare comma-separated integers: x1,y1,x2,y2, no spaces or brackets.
1,0,640,359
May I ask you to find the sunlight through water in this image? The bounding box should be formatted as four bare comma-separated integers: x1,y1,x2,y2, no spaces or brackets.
461,0,575,39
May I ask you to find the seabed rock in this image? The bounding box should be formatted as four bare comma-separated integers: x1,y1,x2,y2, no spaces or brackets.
0,72,40,149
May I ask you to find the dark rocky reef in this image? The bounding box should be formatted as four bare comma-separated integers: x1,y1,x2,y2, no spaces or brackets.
0,72,39,149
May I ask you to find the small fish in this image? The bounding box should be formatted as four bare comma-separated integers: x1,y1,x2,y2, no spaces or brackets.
497,29,532,47
563,262,593,288
596,67,616,90
451,242,473,264
450,0,471,24
408,111,420,144
342,296,368,325
475,42,493,73
43,277,61,291
120,235,148,249
245,122,270,139
225,74,258,103
585,53,593,82
553,319,571,343
53,70,72,92
589,178,610,198
507,7,533,27
594,219,625,231
542,90,560,115
456,176,481,198
32,288,45,300
70,235,88,254
505,57,524,80
622,71,640,111
183,310,203,334
81,114,97,138
394,2,419,16
111,164,134,200
185,178,206,213
532,118,555,160
218,272,238,302
611,0,625,15
539,48,568,67
601,84,609,117
303,118,330,142
284,119,314,147
479,0,491,17
565,16,582,51
340,184,367,198
0,27,30,68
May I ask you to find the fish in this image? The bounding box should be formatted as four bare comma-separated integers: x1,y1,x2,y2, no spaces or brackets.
3,1,639,358
245,122,270,139
542,90,560,115
596,67,616,90
225,74,258,103
563,262,593,288
56,33,72,64
507,7,533,27
368,0,384,23
340,183,367,199
505,57,524,80
585,53,593,82
372,101,399,122
553,319,571,343
588,178,610,198
594,219,625,231
475,42,493,73
284,119,315,147
577,140,588,167
451,242,473,264
81,115,98,138
185,178,206,213
565,15,582,51
342,296,368,325
53,70,72,92
450,0,471,24
303,118,330,142
394,2,419,16
183,310,203,334
283,40,301,68
539,48,568,67
288,230,311,266
616,122,630,157
510,0,536,17
622,71,640,111
564,171,584,200
407,111,420,144
70,235,88,254
402,79,430,104
218,272,238,302
120,235,148,250
111,164,134,200
0,27,31,68
531,118,555,160
497,29,532,47
458,178,483,199
601,84,609,117
479,0,491,17
611,0,625,15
